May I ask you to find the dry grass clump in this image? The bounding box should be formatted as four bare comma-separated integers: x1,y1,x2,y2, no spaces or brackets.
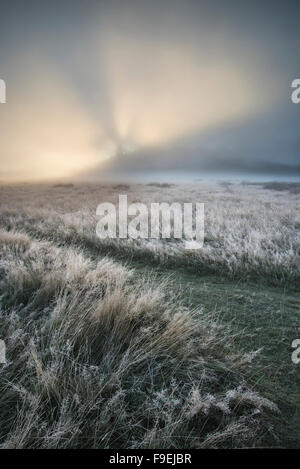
0,229,31,255
0,233,129,312
0,229,278,448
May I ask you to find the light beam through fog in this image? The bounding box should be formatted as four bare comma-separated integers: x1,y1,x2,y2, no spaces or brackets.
1,63,105,180
101,37,273,152
0,1,284,181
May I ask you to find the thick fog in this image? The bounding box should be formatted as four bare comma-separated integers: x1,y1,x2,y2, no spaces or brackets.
0,0,299,180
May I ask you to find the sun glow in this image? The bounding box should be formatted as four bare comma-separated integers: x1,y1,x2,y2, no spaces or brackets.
0,31,277,181
105,40,267,150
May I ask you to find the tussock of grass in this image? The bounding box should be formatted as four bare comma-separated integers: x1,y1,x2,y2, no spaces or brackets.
0,230,279,448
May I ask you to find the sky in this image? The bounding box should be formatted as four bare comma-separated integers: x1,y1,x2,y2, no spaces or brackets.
0,0,300,181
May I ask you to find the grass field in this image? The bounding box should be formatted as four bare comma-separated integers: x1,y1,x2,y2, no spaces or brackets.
0,181,299,448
